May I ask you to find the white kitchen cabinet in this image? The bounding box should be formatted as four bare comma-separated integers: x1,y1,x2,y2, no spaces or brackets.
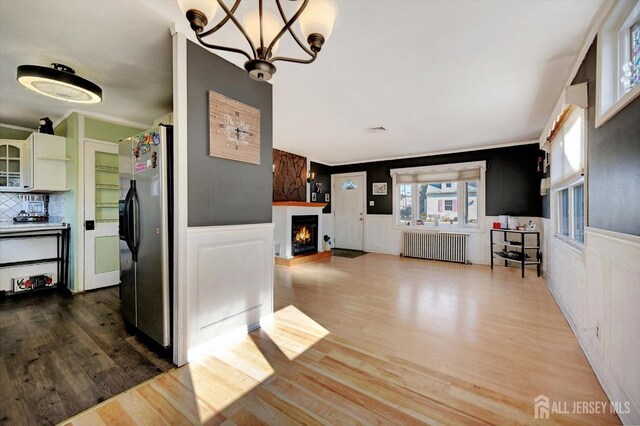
23,133,68,192
0,140,25,190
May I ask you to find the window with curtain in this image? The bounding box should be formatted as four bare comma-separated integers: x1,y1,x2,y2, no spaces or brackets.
550,107,586,245
392,162,484,228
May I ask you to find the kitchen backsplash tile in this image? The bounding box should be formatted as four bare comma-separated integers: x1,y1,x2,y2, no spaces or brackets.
48,193,65,223
0,193,23,221
0,192,66,222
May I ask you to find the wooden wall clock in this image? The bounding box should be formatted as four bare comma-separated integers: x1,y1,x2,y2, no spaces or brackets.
209,91,261,165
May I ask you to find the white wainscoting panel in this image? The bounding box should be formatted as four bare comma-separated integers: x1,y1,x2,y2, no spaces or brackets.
546,226,640,424
186,223,274,361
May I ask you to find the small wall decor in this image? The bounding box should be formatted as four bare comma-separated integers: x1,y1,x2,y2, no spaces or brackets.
372,182,387,195
209,91,261,164
325,193,330,202
315,182,324,194
38,117,54,134
311,192,317,202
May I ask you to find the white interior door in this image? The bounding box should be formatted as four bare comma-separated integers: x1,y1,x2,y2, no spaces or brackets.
84,140,120,290
333,173,365,250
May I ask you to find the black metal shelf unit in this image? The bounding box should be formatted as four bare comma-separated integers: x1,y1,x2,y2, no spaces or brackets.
490,229,541,278
0,225,71,296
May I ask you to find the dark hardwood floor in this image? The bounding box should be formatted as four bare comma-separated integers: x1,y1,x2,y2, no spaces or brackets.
0,287,173,426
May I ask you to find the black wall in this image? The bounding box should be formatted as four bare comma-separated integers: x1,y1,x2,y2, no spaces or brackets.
309,161,332,214
571,41,640,236
312,143,543,217
187,41,273,226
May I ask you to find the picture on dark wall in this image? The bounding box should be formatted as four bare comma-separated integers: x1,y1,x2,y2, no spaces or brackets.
325,193,330,202
372,182,387,195
312,192,317,201
315,182,324,194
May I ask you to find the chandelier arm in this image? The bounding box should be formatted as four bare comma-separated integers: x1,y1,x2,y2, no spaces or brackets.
259,0,265,54
199,0,242,38
196,34,253,61
266,0,310,57
270,52,318,65
273,0,315,58
215,0,258,58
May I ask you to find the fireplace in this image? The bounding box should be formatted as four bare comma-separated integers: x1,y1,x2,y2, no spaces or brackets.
291,215,318,256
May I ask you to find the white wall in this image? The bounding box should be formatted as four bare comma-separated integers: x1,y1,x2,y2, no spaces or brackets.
325,213,543,265
544,224,640,424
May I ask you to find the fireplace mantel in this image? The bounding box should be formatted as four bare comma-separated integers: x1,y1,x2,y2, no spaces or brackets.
273,203,326,261
273,201,327,208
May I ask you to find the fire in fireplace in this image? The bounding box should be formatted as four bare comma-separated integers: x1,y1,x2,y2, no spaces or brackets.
291,215,318,256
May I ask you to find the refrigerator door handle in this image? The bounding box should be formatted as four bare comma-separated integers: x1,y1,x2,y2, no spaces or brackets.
131,181,141,262
124,181,138,261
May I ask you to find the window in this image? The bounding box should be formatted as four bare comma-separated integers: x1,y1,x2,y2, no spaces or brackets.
551,107,586,246
621,19,640,91
573,183,585,243
596,0,640,126
341,180,357,190
391,161,485,228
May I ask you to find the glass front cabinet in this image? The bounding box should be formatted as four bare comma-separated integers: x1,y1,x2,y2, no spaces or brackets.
0,140,24,190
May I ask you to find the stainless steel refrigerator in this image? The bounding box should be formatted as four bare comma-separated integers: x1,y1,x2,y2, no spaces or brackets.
119,125,172,347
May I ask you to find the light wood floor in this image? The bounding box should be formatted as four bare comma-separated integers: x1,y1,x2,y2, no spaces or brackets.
63,254,620,425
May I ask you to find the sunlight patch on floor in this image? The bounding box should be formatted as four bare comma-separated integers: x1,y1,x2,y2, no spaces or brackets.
261,304,330,361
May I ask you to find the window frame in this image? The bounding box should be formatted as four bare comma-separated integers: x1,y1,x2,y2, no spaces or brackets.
391,161,486,232
596,0,640,127
549,106,587,250
554,178,585,248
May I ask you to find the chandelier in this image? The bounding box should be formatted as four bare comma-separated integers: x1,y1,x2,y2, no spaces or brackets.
177,0,337,81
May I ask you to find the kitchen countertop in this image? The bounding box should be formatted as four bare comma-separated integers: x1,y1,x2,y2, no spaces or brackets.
0,222,70,234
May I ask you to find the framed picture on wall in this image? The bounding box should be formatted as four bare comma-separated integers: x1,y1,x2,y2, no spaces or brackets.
325,193,330,202
312,192,317,202
372,182,387,195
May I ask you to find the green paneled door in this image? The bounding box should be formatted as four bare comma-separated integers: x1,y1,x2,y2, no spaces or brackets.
95,236,120,273
84,140,121,290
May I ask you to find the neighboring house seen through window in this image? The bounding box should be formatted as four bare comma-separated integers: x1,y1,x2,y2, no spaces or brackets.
392,161,485,228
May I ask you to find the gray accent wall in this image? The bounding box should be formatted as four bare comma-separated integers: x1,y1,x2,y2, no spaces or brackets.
187,41,273,226
545,40,640,236
573,41,640,236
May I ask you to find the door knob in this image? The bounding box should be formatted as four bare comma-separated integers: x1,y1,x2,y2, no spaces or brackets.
85,220,95,230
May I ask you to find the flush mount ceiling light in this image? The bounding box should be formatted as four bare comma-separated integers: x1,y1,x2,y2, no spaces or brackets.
16,63,102,104
177,0,337,82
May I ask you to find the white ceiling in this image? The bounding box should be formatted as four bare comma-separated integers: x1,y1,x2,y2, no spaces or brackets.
0,0,603,164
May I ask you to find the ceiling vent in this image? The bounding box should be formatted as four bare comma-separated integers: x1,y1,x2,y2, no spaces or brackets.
367,126,387,133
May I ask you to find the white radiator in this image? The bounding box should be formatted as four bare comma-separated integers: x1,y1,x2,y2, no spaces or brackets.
401,231,469,264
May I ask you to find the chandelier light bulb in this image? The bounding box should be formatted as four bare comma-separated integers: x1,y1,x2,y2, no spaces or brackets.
299,0,338,42
177,0,219,31
243,9,282,55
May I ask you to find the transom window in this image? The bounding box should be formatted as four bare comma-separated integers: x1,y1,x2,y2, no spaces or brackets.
597,0,640,126
391,161,485,228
